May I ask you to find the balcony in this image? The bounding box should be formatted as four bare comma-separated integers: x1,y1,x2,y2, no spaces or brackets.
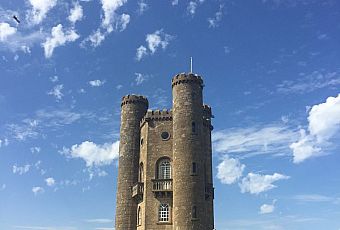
152,179,172,197
132,182,144,201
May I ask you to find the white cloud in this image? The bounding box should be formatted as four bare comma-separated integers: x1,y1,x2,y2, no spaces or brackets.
0,23,17,42
89,80,105,87
137,0,148,15
290,94,340,163
239,173,290,195
45,177,55,186
172,0,179,6
0,138,9,147
187,1,197,15
136,45,147,61
28,0,57,25
101,0,129,32
146,30,172,53
134,73,148,85
136,30,173,61
81,0,129,48
47,84,64,101
13,164,31,175
42,24,79,58
217,155,245,184
85,219,113,223
62,141,120,167
0,29,45,53
277,71,340,94
49,75,58,82
0,184,6,191
30,146,41,153
68,2,83,24
208,5,223,28
293,194,334,202
32,186,44,195
213,124,298,158
81,29,106,47
260,200,276,214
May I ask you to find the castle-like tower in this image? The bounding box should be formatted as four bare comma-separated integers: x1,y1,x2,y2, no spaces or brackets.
115,72,214,230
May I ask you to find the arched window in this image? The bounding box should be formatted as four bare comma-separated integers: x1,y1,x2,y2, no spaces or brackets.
137,206,142,225
158,159,171,179
139,163,144,182
159,204,169,222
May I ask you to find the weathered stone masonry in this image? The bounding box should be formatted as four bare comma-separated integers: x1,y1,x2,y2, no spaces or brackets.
115,72,214,230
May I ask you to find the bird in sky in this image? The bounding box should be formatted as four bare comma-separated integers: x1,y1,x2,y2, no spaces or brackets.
13,15,20,24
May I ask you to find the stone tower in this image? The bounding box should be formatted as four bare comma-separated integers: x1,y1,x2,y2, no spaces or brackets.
115,73,214,230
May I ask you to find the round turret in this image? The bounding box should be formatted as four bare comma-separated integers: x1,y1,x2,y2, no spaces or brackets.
172,72,206,229
115,94,148,230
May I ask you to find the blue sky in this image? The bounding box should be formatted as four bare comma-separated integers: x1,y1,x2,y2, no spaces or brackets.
0,0,340,229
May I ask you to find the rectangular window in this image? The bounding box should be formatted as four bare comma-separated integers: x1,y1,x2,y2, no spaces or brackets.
192,162,197,174
192,122,196,133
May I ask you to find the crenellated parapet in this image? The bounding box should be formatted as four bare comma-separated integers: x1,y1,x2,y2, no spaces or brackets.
171,72,204,88
121,94,148,108
140,109,172,127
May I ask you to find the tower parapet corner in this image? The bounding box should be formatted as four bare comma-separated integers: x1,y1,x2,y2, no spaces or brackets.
171,72,204,88
121,94,149,108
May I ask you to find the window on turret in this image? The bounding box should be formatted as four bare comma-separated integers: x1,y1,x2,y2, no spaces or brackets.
158,159,171,179
192,162,197,175
137,206,142,225
159,204,169,222
139,163,144,182
192,206,198,219
192,122,196,133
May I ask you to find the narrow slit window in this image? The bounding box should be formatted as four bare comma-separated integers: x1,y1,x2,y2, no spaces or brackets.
192,206,197,219
192,162,197,174
192,122,196,133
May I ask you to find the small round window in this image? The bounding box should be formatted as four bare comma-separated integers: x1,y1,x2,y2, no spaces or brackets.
161,131,170,140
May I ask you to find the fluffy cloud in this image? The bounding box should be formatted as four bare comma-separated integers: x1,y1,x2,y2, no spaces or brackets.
217,155,245,184
0,184,6,191
208,4,223,28
213,124,298,157
137,0,148,15
47,84,64,101
42,24,79,58
13,164,31,175
290,94,340,163
239,173,290,195
260,202,276,214
62,141,120,167
81,0,129,48
187,0,204,15
89,80,105,87
32,186,44,195
45,177,55,186
136,30,173,61
0,138,9,147
134,73,149,85
136,45,147,61
28,0,57,25
0,23,17,42
68,2,83,24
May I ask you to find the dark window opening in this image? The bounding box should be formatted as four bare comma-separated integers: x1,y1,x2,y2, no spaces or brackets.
161,131,170,140
192,162,197,174
192,122,196,133
192,206,197,219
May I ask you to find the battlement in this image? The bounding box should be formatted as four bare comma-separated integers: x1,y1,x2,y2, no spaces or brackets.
171,72,204,88
140,109,173,126
121,94,149,107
